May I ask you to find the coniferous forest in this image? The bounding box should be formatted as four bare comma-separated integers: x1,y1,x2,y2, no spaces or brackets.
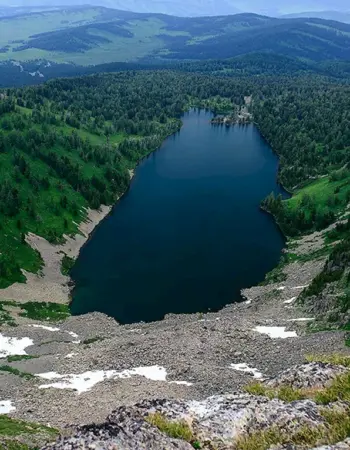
2,6,350,449
0,70,349,288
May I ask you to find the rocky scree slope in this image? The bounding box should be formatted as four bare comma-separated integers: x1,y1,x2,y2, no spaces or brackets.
41,360,350,449
0,194,350,449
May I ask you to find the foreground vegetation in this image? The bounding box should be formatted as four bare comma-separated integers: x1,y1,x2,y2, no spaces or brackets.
239,355,350,450
0,416,58,450
236,408,350,450
145,355,350,450
146,413,201,449
0,300,70,325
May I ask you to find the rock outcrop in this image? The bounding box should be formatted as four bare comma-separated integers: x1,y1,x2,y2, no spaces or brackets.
41,362,350,450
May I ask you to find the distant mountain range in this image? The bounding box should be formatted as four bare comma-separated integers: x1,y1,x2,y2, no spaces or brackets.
281,10,350,23
0,6,349,66
0,1,242,17
0,0,349,17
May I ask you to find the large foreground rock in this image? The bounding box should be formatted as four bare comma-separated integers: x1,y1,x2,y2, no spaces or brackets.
41,362,350,449
41,395,326,449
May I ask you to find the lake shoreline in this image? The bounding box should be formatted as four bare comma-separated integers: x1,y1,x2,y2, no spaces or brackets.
0,109,287,315
0,205,112,304
1,222,347,430
71,110,287,323
0,123,181,305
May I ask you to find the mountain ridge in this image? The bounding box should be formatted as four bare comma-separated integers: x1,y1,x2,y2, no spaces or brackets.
281,10,350,23
0,7,349,66
0,0,350,16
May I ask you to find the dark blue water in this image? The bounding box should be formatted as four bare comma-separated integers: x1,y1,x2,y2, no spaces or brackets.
71,109,286,324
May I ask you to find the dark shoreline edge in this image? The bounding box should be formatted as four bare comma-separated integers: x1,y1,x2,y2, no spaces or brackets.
67,119,184,306
68,108,291,319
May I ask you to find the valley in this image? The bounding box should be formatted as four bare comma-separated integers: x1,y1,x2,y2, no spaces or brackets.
0,7,350,448
0,7,349,66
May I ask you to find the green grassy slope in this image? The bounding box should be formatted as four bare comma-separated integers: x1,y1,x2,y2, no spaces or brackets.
0,7,349,65
0,72,188,287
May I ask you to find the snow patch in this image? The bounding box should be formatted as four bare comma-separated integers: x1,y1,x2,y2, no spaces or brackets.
29,325,81,343
245,300,252,305
288,317,315,322
117,366,167,381
64,352,77,359
11,61,24,72
66,331,80,343
169,380,193,386
0,334,34,357
230,363,263,379
36,365,191,394
0,400,15,414
277,286,285,291
292,285,309,290
253,326,298,339
37,370,114,394
284,297,297,304
30,324,60,332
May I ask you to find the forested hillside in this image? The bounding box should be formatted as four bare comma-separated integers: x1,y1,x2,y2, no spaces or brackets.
0,6,349,66
255,79,350,237
0,71,251,288
0,70,349,290
3,53,350,90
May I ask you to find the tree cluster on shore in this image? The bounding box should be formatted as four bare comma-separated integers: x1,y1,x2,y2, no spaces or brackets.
0,70,349,287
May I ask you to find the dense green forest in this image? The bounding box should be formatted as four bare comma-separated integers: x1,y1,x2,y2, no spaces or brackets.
3,53,350,90
0,70,349,289
0,71,253,287
256,79,350,236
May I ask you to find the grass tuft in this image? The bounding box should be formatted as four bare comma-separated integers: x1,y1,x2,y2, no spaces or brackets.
0,365,34,380
244,368,350,406
6,355,37,363
146,412,196,444
244,382,271,397
0,415,58,436
305,354,350,368
314,372,350,405
235,409,350,450
244,382,306,402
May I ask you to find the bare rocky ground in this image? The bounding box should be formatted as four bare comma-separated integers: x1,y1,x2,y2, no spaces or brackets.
0,222,349,448
1,260,348,427
40,361,350,449
0,206,112,304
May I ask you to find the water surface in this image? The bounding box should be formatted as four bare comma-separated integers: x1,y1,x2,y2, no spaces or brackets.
71,109,286,323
